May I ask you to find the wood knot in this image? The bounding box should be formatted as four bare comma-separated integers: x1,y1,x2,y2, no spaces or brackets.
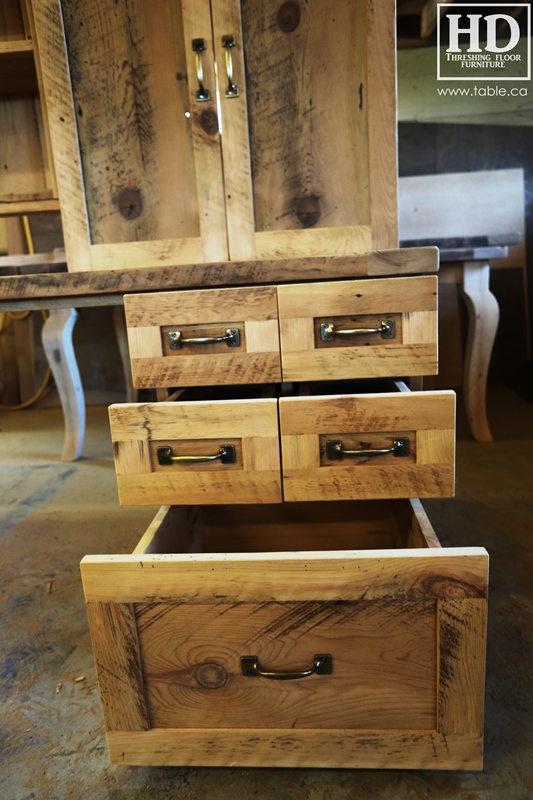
194,663,227,689
423,576,485,599
278,2,301,32
295,195,321,228
200,109,219,137
118,188,143,221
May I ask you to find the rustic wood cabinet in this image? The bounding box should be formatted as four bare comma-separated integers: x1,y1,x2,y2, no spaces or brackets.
0,0,58,215
33,0,397,271
32,0,489,772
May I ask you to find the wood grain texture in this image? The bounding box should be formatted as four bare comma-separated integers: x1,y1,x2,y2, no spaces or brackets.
133,505,203,555
80,499,488,769
0,96,48,199
197,499,422,552
367,0,398,249
85,602,149,732
109,398,282,505
239,0,373,257
125,285,281,387
0,248,438,299
278,276,438,379
253,227,373,259
210,0,256,261
124,284,279,326
106,728,483,769
135,599,437,730
279,390,455,501
32,0,91,270
81,546,489,605
438,598,488,736
181,0,229,262
59,0,199,246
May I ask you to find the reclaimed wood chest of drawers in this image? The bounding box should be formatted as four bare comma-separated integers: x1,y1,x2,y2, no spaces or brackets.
32,0,489,772
80,249,488,770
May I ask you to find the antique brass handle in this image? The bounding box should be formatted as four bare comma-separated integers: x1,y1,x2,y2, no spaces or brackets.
192,39,211,102
241,654,332,680
168,328,240,350
157,444,236,465
320,320,395,341
221,35,240,98
326,437,410,460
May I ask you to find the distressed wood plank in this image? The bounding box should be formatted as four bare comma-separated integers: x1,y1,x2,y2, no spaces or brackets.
136,599,438,730
239,0,372,254
367,0,398,248
0,247,438,299
438,597,488,736
85,602,149,732
81,546,489,605
278,276,438,379
32,0,91,270
106,728,483,769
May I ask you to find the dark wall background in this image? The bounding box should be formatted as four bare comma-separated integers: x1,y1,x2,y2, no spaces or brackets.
399,122,533,398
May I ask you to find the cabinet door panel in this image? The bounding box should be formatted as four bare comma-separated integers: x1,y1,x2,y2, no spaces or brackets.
214,0,397,260
56,0,228,266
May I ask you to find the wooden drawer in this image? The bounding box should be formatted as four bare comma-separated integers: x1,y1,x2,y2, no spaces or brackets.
124,275,437,389
81,500,488,769
109,393,282,505
125,285,282,389
109,384,456,506
278,275,438,382
280,385,456,502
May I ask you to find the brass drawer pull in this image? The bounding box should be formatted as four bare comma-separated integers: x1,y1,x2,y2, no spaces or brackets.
157,444,236,465
222,35,240,98
241,654,332,680
320,320,395,341
326,437,410,460
192,38,211,102
168,327,240,350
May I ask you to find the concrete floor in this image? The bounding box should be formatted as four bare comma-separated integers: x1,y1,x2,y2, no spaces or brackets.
1,385,533,800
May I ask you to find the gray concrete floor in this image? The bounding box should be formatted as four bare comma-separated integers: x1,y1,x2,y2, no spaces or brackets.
1,386,533,800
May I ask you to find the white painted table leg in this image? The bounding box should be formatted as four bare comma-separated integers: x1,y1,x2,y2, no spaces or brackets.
461,261,500,443
42,308,85,461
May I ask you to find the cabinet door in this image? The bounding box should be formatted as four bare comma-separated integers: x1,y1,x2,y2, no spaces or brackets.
212,0,398,261
36,0,228,271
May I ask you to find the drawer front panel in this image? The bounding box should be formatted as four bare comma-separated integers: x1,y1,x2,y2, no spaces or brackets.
81,500,488,769
125,285,281,388
280,390,455,501
135,599,437,730
109,399,282,505
277,276,438,381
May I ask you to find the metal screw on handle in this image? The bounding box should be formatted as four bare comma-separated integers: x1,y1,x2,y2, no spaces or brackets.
241,654,333,680
168,328,240,350
157,444,236,465
326,437,410,461
221,35,240,98
320,320,395,341
192,39,211,102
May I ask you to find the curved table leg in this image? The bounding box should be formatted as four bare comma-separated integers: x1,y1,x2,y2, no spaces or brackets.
42,308,85,461
460,261,500,443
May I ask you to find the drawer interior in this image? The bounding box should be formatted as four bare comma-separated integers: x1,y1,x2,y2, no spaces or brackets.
133,499,442,556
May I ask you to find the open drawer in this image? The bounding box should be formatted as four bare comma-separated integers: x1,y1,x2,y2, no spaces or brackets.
109,381,455,506
81,499,488,770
